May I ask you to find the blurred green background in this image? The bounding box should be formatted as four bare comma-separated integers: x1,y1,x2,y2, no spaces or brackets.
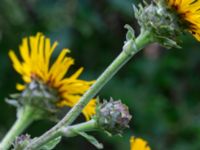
0,0,200,149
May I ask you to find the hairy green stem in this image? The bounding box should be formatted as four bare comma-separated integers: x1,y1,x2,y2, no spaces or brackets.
0,106,36,150
62,119,98,137
25,31,153,149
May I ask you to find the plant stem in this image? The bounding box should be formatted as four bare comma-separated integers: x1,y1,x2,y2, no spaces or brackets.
25,31,153,150
0,106,36,150
62,119,98,137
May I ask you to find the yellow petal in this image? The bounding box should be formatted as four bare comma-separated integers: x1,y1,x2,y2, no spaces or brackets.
16,83,25,90
130,137,151,150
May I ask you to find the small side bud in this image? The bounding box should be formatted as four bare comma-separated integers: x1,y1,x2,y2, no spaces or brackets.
96,98,132,135
12,134,31,150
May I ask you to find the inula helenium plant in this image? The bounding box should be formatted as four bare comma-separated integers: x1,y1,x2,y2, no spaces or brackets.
0,0,199,149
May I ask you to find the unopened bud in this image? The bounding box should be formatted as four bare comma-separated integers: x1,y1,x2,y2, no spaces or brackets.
12,134,31,150
96,98,132,135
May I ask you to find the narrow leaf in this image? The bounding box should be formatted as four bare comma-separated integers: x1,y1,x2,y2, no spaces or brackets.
73,130,103,149
40,136,61,150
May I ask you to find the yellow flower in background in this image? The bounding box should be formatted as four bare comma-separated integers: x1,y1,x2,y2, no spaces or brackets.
167,0,200,41
9,33,96,120
130,137,151,150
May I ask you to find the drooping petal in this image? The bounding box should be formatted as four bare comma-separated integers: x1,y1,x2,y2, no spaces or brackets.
9,33,96,120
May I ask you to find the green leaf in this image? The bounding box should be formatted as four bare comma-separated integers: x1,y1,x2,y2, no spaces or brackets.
5,98,19,107
124,24,135,41
39,136,61,150
74,130,103,149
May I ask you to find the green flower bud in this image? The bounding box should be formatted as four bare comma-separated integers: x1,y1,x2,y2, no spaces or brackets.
96,98,132,135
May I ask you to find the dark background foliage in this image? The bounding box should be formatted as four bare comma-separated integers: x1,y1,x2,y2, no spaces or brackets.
0,0,200,149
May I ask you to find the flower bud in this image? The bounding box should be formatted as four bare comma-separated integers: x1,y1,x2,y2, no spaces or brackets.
12,134,31,150
96,98,132,135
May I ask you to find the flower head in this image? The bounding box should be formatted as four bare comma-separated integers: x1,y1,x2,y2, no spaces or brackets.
133,0,200,48
130,137,151,150
167,0,200,41
9,33,96,120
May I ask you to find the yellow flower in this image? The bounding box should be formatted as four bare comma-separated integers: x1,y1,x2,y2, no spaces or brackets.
130,137,151,150
167,0,200,41
9,32,96,120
